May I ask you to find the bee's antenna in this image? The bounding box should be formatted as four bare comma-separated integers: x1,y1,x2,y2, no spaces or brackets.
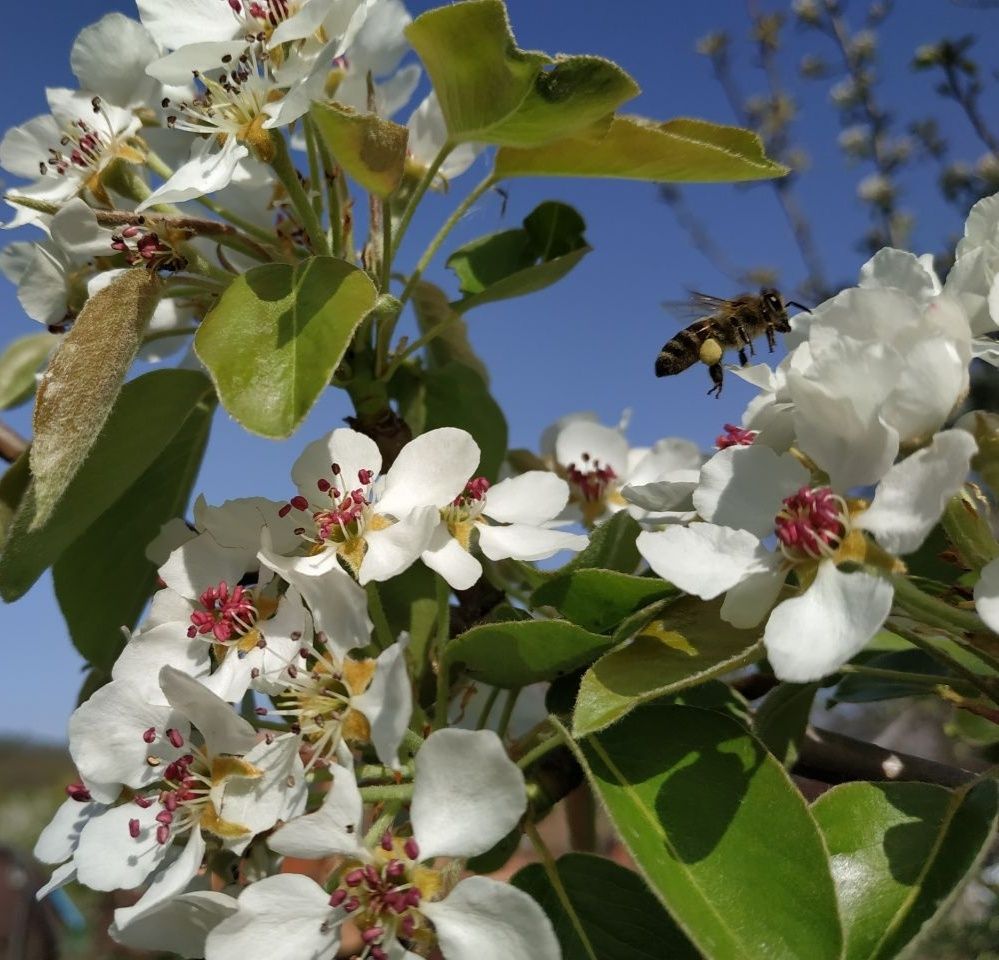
784,300,811,313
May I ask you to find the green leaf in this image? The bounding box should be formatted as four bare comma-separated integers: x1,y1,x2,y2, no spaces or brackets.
512,853,699,960
812,779,999,960
410,281,489,381
753,682,820,768
405,0,638,146
445,619,616,688
941,490,999,571
309,102,408,197
195,257,377,438
423,361,507,481
0,370,213,602
53,390,213,671
564,705,843,960
376,562,437,678
447,201,591,311
31,268,159,524
572,596,763,736
531,569,678,633
0,450,31,544
495,115,788,182
831,650,945,705
555,509,641,576
0,332,53,409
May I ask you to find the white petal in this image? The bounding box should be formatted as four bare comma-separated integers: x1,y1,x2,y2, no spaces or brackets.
621,471,700,512
50,198,110,258
359,506,439,584
627,438,703,486
69,680,189,802
146,520,197,569
720,565,786,629
477,523,588,562
257,548,372,657
421,525,483,590
764,563,894,681
138,138,249,209
36,861,76,901
411,730,525,860
204,875,340,960
377,428,480,516
112,890,238,960
422,877,560,960
351,637,412,767
17,245,69,326
271,0,335,44
194,496,277,551
159,666,257,756
221,735,307,850
144,586,197,628
113,624,211,705
75,803,170,892
555,420,630,476
146,42,251,85
975,557,999,632
859,247,940,301
693,446,808,538
1,113,61,178
159,529,253,600
268,764,367,860
71,14,161,108
34,797,102,864
482,472,569,526
636,524,767,599
859,430,977,556
292,428,382,502
342,0,409,74
136,0,241,49
113,828,206,928
0,241,37,284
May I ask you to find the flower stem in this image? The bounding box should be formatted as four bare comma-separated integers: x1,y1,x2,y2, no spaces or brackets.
890,574,988,637
303,116,325,224
380,198,393,294
433,575,452,731
365,582,394,651
890,621,999,705
359,783,414,803
516,726,567,770
476,686,501,730
397,172,497,310
315,133,344,259
364,800,403,845
497,688,522,740
391,142,455,260
269,131,331,257
838,662,981,694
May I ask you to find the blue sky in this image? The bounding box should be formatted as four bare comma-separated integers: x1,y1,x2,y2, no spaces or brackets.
1,0,995,740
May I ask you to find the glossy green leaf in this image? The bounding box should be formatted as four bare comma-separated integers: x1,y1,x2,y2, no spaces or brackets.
405,0,638,146
409,281,489,381
445,619,615,688
565,705,843,960
495,115,788,182
812,779,999,960
0,332,52,409
195,257,377,438
532,569,678,633
447,201,591,311
0,370,213,602
754,682,820,768
309,102,408,197
375,562,437,679
53,390,213,671
831,650,945,705
31,268,159,524
572,596,763,736
557,509,641,576
423,361,507,481
0,450,30,545
512,853,699,960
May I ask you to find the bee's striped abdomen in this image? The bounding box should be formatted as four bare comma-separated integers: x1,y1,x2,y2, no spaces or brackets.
655,324,709,377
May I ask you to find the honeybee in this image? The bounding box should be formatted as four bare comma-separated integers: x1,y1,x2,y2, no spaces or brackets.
655,287,807,397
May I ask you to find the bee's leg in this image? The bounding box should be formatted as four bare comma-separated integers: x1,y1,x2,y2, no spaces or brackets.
733,318,755,356
707,363,724,398
765,326,777,352
737,347,749,366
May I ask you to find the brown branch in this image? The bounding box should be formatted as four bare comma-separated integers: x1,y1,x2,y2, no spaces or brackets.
0,420,28,464
795,725,978,788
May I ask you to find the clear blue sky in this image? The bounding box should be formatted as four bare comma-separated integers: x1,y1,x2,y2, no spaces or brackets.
1,0,995,740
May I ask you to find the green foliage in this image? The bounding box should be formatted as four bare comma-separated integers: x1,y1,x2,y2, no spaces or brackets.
512,852,699,959
447,201,591,311
53,391,213,671
409,281,489,381
309,102,409,197
445,618,617,688
572,597,763,736
195,257,377,438
405,0,639,146
753,682,820,768
0,332,52,409
0,370,213,602
813,779,999,960
565,704,843,960
494,115,789,182
556,509,642,576
30,268,159,524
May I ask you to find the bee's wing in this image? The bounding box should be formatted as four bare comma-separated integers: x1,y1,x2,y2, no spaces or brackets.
660,291,734,324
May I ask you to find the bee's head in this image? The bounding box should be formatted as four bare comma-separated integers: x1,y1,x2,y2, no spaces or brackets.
760,287,792,331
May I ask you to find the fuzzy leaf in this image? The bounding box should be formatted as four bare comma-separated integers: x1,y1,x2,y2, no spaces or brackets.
30,268,159,524
0,332,53,409
410,280,489,381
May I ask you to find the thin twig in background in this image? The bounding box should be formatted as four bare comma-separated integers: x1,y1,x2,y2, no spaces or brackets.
0,420,28,464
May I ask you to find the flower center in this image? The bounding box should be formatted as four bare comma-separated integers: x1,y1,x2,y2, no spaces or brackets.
188,580,258,645
715,423,758,449
565,452,618,504
440,476,490,542
321,833,439,959
37,97,117,180
774,486,849,562
111,223,187,272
